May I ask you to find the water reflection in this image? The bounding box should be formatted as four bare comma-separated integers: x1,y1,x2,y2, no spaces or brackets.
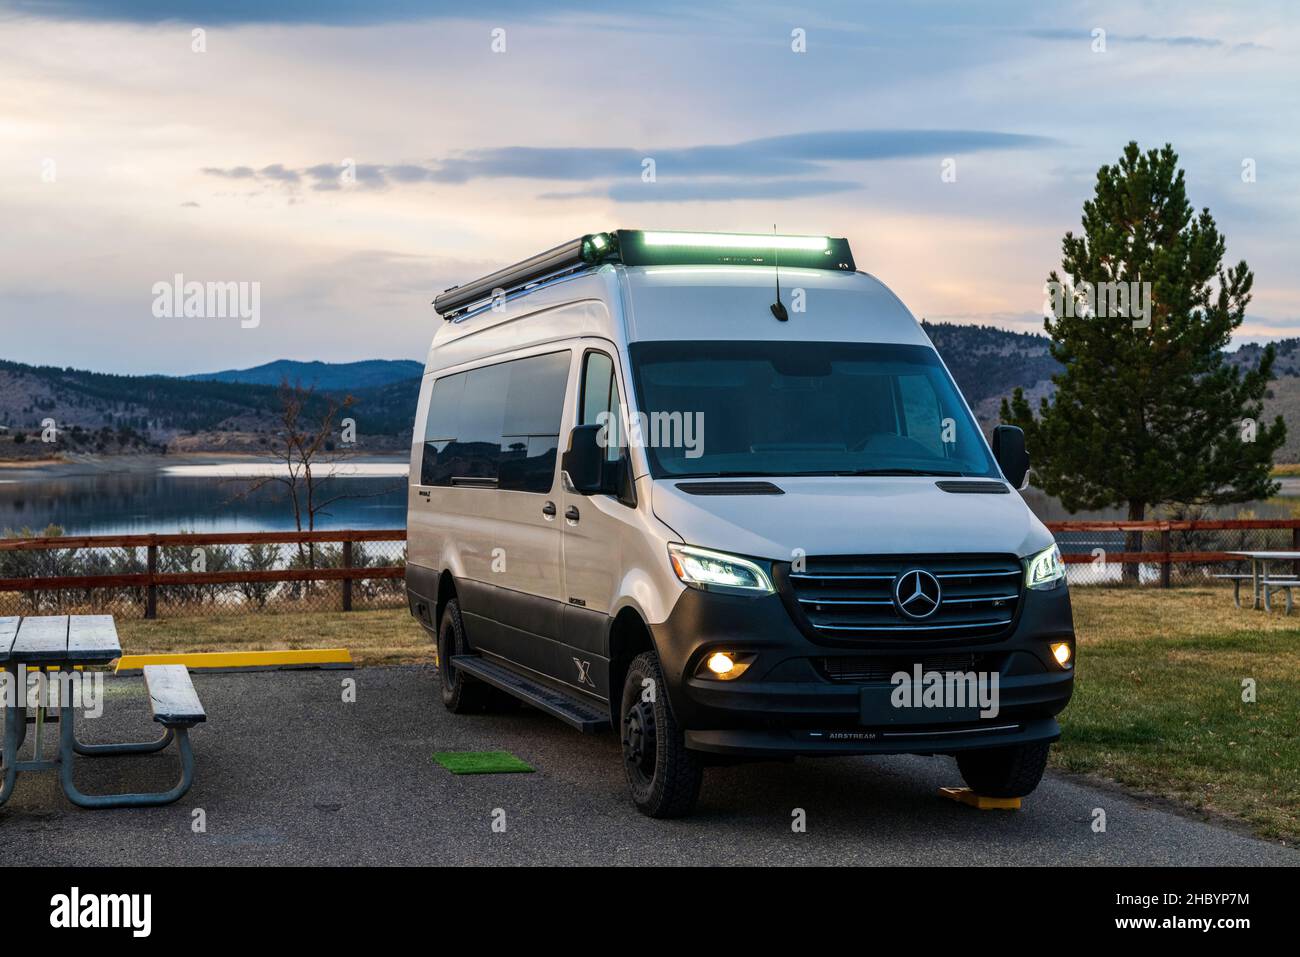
0,466,408,535
1,463,1294,538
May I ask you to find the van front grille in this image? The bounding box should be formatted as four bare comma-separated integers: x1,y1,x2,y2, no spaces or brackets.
785,554,1023,642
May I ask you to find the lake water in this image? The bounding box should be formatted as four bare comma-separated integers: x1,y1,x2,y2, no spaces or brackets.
0,460,409,536
1,459,1296,538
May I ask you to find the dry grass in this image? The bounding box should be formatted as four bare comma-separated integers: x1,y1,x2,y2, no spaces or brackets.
1062,587,1300,843
117,608,431,668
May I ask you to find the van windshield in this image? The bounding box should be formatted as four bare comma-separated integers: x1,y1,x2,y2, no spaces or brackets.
626,340,999,480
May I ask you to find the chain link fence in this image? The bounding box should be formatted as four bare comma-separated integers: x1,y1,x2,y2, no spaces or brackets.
0,532,407,618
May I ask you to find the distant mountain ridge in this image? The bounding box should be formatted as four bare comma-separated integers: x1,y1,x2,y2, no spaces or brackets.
4,329,1300,461
186,358,424,390
0,357,419,456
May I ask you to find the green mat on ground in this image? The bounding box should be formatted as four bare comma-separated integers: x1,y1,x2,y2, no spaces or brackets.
433,751,535,774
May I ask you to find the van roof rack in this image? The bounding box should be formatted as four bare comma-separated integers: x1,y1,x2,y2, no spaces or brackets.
433,229,856,319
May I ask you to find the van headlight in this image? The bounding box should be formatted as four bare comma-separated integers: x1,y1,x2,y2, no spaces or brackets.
668,544,774,594
1025,543,1066,590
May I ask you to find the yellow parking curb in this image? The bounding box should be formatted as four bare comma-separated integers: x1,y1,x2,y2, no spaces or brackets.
115,648,353,674
938,786,1022,810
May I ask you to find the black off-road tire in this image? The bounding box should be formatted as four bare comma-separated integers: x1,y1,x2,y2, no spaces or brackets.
620,651,704,818
436,598,494,713
956,741,1051,798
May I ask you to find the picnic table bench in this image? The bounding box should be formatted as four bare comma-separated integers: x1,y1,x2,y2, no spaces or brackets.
1,615,206,809
1221,551,1300,613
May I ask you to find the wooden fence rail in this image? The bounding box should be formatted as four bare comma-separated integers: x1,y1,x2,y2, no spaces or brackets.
0,529,408,618
1043,518,1300,588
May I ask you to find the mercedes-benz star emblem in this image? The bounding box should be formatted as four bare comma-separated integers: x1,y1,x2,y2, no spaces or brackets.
894,569,942,619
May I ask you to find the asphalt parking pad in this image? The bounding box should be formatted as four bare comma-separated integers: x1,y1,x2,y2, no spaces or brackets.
5,668,1295,866
433,750,535,775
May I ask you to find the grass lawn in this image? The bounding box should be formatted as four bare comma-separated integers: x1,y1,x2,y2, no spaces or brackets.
1061,587,1300,844
115,587,1300,842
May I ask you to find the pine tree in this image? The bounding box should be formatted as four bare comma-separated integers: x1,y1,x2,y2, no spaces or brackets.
1002,142,1284,579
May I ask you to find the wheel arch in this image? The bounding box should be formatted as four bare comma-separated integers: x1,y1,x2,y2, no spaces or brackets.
435,570,458,630
606,605,655,718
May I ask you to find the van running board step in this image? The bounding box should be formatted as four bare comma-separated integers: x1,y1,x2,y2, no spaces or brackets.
450,656,610,733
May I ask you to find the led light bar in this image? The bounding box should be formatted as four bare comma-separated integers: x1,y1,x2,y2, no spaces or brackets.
434,228,855,319
619,229,854,270
641,231,829,251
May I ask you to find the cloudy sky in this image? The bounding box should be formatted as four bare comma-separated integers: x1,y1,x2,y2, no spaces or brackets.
1,0,1296,375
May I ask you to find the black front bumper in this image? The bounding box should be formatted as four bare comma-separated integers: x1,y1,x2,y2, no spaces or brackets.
649,580,1075,758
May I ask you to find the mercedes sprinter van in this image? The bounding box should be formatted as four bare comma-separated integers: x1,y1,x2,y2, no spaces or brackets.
407,229,1074,817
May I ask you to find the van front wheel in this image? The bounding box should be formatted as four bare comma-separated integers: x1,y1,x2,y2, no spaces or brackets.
956,741,1051,798
620,651,703,818
436,598,492,713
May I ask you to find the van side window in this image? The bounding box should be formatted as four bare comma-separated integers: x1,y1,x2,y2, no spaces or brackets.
421,372,466,486
580,351,623,463
421,350,571,492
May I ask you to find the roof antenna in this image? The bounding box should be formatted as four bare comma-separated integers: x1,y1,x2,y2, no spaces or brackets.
769,224,789,321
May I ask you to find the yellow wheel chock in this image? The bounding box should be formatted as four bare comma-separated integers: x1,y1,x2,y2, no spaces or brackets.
938,786,1022,810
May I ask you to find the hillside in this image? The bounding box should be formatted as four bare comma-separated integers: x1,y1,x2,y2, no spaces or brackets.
3,328,1298,461
921,322,1300,462
186,358,423,390
919,321,1061,428
0,358,418,457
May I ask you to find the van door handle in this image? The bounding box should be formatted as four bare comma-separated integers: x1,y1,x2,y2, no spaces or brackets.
542,501,557,519
564,505,580,523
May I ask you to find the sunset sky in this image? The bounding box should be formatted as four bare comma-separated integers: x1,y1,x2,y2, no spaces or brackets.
1,0,1296,374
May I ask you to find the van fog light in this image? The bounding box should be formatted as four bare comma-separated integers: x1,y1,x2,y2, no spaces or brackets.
697,651,753,681
707,652,734,674
1051,642,1073,668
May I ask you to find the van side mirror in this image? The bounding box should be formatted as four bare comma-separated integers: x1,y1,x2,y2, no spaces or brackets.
992,425,1030,490
562,424,610,495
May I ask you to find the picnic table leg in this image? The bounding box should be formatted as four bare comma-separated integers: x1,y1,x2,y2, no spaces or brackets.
32,671,45,759
1252,559,1262,609
57,698,196,809
0,665,23,805
8,666,28,754
71,726,174,756
0,709,17,805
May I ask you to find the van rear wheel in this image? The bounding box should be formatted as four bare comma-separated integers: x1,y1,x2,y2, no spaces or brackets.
956,741,1051,797
620,651,703,818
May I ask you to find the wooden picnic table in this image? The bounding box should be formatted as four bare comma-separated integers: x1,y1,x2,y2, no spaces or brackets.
1224,551,1300,610
0,615,201,809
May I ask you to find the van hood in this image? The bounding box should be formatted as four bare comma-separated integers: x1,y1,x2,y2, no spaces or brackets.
650,476,1053,562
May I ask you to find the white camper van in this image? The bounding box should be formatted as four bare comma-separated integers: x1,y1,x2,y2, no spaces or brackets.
407,230,1074,817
